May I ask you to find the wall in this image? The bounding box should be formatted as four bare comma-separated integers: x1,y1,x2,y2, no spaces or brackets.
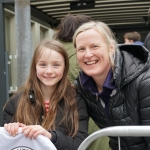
4,8,55,95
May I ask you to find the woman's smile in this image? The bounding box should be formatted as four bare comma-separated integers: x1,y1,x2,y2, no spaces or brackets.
85,60,98,65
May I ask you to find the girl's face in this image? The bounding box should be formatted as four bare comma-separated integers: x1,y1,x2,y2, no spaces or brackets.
76,28,113,80
36,48,65,90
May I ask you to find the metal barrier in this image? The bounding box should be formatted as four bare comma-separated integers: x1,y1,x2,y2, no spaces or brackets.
78,126,150,150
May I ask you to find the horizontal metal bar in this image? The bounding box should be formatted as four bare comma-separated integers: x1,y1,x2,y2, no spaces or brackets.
0,0,14,3
78,126,150,150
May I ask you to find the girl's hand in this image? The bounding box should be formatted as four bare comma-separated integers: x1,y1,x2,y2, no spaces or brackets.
4,122,26,136
22,125,52,140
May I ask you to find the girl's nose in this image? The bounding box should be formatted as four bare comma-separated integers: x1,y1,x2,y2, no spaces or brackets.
46,66,53,73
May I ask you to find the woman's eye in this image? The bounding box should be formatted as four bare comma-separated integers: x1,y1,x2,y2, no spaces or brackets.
92,45,98,48
78,48,85,51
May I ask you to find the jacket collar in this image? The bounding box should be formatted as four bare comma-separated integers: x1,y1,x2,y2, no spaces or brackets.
114,44,150,89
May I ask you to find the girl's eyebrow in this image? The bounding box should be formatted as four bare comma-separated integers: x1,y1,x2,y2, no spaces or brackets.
54,61,64,63
38,60,63,63
37,60,46,62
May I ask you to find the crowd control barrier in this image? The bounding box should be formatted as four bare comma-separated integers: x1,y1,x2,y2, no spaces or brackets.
78,126,150,150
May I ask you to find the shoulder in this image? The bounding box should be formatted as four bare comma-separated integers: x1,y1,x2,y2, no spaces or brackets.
4,92,21,111
74,90,89,122
136,68,150,86
74,88,88,111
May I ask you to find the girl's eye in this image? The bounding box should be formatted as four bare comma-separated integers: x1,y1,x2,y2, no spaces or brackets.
40,63,46,66
53,64,60,67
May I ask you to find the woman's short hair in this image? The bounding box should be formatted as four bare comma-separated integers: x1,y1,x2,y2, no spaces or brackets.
73,21,118,69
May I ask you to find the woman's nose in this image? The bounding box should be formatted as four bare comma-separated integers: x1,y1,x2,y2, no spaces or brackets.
85,49,93,58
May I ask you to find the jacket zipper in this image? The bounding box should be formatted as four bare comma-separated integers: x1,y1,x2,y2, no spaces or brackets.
96,93,98,101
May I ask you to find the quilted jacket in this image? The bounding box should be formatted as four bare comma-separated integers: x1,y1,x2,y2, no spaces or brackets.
75,44,150,150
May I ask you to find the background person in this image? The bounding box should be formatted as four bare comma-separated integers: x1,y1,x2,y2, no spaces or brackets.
124,31,144,45
73,21,150,150
144,32,150,51
1,39,88,150
144,7,150,51
55,13,92,83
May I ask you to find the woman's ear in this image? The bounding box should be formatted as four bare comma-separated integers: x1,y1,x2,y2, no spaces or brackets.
109,44,115,55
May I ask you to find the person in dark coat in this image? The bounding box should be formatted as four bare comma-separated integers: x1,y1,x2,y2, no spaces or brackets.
73,21,150,150
144,7,150,51
144,32,150,51
1,39,88,150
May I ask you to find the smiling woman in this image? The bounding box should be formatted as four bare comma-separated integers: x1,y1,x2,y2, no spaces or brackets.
1,39,89,150
73,21,150,150
75,28,113,84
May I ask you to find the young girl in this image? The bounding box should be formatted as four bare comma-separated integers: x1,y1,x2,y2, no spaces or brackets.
1,39,88,150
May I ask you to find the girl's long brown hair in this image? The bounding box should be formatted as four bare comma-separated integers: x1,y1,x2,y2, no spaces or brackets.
9,39,78,137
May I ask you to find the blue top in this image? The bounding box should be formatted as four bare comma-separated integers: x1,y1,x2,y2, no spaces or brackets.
80,69,116,115
134,41,144,46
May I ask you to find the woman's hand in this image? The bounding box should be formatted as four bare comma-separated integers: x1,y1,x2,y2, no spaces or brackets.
22,125,52,140
4,122,26,136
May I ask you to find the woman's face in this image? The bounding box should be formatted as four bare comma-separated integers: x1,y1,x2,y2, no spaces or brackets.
36,48,65,90
76,28,113,79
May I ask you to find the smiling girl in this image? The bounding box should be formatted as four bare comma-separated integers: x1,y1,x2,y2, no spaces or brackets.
1,39,88,150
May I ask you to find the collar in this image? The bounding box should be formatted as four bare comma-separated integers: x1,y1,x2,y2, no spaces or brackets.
80,69,116,94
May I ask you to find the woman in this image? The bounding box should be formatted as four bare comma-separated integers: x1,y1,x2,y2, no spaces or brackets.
73,21,150,150
1,39,88,150
55,14,111,150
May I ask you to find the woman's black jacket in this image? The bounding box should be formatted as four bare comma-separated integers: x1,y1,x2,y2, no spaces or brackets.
75,45,150,150
1,91,89,150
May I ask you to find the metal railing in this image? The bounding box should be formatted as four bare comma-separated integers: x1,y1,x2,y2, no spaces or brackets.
78,126,150,150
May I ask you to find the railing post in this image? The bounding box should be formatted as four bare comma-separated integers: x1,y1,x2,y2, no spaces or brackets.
15,0,32,87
